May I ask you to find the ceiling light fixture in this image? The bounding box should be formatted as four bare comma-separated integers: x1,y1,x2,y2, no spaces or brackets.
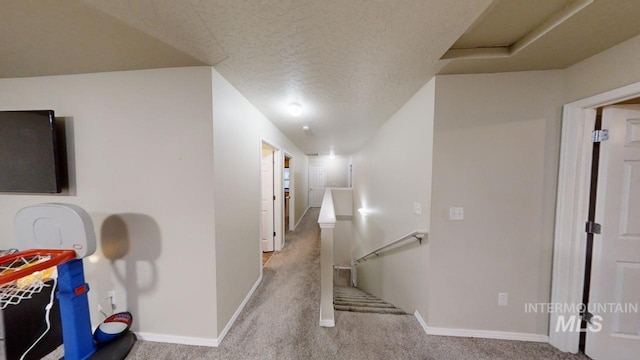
288,103,302,117
302,125,310,131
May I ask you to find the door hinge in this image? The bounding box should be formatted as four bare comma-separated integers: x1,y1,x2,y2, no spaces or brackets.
273,232,276,237
273,195,276,200
581,309,595,325
592,129,609,143
585,221,602,234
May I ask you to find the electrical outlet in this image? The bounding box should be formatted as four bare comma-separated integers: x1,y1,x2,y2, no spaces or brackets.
413,202,422,215
108,291,116,306
498,293,508,306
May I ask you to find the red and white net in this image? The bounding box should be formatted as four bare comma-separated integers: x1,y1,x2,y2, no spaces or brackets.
0,251,56,310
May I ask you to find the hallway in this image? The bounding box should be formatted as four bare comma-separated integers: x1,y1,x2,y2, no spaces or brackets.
124,208,588,359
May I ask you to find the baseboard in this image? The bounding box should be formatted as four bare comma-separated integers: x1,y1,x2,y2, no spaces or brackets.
319,305,335,327
294,206,310,230
413,311,429,334
135,275,262,348
319,318,335,327
413,311,548,343
134,332,218,347
217,275,263,345
426,326,548,343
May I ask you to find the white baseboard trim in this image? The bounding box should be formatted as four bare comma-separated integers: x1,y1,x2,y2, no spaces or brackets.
294,206,310,230
319,305,335,327
217,275,263,345
134,332,218,347
413,311,548,343
426,326,548,343
136,275,263,347
413,311,429,334
319,318,335,327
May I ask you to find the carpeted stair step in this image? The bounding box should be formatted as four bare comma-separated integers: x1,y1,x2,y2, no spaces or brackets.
333,286,407,315
335,296,379,301
335,295,379,301
334,298,388,305
334,305,407,315
333,300,396,308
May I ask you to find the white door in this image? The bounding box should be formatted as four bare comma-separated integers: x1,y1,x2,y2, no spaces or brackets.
261,149,274,252
586,105,640,359
309,165,325,207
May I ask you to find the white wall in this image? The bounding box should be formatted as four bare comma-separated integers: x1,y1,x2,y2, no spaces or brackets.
211,68,309,334
0,67,218,339
4,29,637,347
330,187,352,217
0,65,309,343
350,78,435,319
330,188,353,267
344,32,640,340
565,33,640,103
309,155,350,188
429,71,564,336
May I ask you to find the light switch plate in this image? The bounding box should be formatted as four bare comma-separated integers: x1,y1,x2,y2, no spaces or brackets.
449,207,464,220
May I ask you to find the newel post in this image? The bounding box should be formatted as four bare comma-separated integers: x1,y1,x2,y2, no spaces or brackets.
318,190,336,327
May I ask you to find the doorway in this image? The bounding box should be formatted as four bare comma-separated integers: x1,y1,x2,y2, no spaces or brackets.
259,139,287,260
261,143,275,253
284,153,295,234
582,105,640,359
550,83,640,356
309,164,325,207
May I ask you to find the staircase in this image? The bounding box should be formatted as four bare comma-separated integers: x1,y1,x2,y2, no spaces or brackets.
333,286,406,315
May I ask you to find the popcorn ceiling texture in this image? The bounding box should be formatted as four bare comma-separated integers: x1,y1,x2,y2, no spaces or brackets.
6,1,640,156
82,0,494,155
83,0,228,66
0,0,205,77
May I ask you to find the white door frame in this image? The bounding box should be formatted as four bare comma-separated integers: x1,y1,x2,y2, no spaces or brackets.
261,138,285,252
284,151,296,232
260,143,276,253
550,81,640,352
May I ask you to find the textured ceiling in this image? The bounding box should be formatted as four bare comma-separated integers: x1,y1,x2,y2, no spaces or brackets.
438,0,640,73
4,1,640,156
82,0,228,66
81,0,494,156
451,0,571,49
0,0,205,78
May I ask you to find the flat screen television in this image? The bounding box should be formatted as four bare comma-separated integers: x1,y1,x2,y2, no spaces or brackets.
0,110,62,193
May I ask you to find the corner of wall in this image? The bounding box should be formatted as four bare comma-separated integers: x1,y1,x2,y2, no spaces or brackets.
350,76,435,318
210,66,310,339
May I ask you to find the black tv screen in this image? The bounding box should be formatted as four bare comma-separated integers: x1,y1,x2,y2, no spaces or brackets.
0,110,61,193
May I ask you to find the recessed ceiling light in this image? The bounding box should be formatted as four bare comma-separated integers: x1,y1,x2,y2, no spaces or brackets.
288,103,302,117
302,125,310,131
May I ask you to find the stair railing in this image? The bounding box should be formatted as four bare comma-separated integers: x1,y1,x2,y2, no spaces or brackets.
351,230,428,286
